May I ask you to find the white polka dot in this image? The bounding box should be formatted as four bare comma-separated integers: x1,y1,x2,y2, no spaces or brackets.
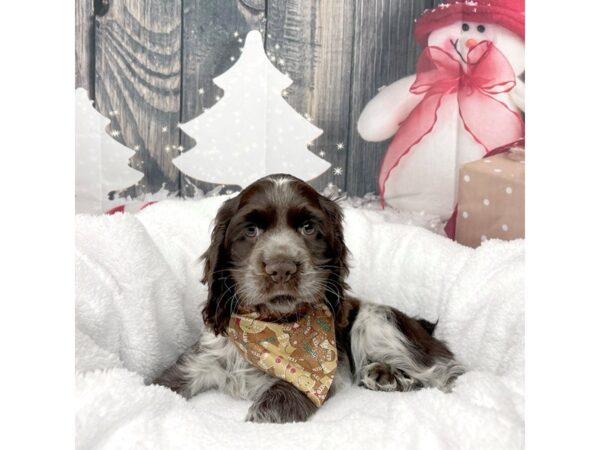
506,187,513,194
483,198,490,206
462,211,469,219
481,235,488,242
484,160,492,164
501,224,509,231
493,168,502,173
463,175,471,182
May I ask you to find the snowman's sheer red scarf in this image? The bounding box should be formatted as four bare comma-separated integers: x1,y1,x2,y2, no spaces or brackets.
379,41,524,206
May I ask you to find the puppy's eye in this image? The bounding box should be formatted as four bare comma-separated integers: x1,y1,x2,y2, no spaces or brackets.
244,225,261,238
462,23,470,32
300,222,316,236
477,24,486,33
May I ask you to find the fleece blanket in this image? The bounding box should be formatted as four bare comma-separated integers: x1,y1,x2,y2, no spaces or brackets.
75,197,524,450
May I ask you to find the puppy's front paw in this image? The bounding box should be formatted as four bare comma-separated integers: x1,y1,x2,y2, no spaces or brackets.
359,362,424,392
359,362,398,392
245,380,317,424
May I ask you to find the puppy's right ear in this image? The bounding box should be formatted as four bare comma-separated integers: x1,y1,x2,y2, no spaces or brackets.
201,197,239,335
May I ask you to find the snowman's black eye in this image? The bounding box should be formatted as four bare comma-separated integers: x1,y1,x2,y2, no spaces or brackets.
477,25,486,33
462,23,470,32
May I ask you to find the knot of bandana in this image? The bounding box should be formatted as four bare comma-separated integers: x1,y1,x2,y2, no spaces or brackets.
227,304,337,407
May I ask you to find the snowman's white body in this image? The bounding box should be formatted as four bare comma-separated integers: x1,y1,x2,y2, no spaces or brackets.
357,21,525,219
382,86,519,218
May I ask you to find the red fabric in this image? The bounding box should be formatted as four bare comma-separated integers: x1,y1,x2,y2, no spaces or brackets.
444,208,459,240
140,201,158,210
105,201,158,215
379,41,524,206
105,205,126,215
414,0,525,47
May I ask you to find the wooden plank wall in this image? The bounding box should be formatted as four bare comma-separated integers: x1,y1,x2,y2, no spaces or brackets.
75,0,95,94
94,0,182,198
346,0,432,195
265,0,355,193
75,0,434,199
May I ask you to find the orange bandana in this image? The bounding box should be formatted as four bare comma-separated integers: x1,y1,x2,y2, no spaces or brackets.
227,305,337,407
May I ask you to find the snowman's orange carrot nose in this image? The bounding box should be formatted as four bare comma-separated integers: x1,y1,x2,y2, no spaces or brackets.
465,38,478,49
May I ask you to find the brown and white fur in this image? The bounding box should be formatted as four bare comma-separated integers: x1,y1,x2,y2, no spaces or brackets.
154,174,464,423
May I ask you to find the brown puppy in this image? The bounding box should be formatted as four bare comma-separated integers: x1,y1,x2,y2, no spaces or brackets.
155,174,463,423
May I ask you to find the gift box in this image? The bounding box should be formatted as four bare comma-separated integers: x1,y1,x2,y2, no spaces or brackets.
453,146,525,248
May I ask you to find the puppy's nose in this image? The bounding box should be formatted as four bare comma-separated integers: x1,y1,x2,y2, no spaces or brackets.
264,261,297,283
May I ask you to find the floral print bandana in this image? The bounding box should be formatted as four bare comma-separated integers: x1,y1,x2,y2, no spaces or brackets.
227,304,337,407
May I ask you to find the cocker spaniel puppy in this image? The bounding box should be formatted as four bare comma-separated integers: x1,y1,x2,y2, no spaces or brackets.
155,174,463,423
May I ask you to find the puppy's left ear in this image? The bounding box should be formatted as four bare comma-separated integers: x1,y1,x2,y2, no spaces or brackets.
319,195,349,279
201,196,239,336
318,195,350,320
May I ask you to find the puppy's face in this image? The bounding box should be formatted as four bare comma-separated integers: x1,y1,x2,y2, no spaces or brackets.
202,174,348,335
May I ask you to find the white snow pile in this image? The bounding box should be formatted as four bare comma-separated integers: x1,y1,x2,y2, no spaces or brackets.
75,196,524,450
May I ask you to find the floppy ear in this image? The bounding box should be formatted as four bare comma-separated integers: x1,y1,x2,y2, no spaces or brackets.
201,197,239,336
318,195,350,322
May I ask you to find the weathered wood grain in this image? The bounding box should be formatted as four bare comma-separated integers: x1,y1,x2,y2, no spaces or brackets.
345,0,433,196
180,0,265,197
94,0,182,198
80,0,438,199
265,0,355,193
75,0,95,92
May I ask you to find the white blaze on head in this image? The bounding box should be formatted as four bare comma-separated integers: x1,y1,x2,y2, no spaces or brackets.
427,20,524,75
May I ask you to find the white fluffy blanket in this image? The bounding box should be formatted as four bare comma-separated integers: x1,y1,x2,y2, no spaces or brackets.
75,197,524,450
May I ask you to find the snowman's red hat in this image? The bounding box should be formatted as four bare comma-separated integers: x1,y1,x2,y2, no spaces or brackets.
414,0,525,47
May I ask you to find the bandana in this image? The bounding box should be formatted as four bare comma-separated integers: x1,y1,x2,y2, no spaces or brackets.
227,304,337,407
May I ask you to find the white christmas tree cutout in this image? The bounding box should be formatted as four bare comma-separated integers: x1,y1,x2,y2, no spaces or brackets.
75,88,143,214
174,30,330,187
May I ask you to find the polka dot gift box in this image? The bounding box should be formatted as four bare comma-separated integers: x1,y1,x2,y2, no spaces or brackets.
454,145,524,247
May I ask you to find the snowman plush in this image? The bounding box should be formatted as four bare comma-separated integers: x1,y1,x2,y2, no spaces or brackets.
357,0,525,219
